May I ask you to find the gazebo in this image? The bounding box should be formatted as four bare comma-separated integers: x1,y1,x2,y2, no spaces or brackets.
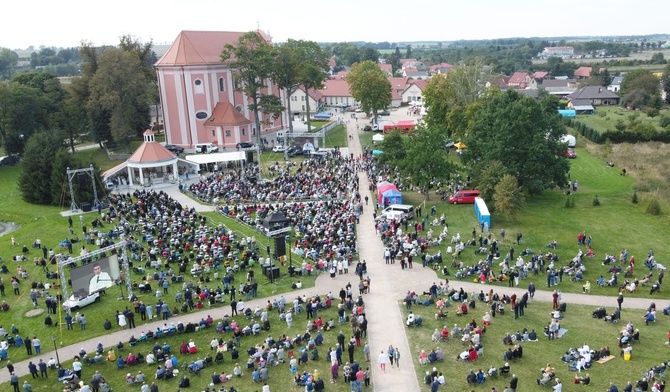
103,130,198,187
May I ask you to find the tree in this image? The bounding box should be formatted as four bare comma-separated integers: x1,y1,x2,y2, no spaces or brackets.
661,63,670,104
88,47,153,152
0,48,19,80
465,91,569,195
399,126,453,200
346,60,391,120
0,83,50,155
221,32,284,164
621,69,661,108
650,52,666,64
19,132,63,205
376,130,406,167
493,174,525,220
472,160,505,204
405,45,412,59
11,72,66,123
70,42,107,147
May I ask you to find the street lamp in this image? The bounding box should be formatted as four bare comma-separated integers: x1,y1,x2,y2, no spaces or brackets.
51,335,60,366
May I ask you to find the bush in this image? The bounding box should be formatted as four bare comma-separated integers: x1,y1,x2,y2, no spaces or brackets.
659,115,670,128
592,195,601,206
645,108,660,118
646,199,662,215
632,191,638,204
615,119,626,132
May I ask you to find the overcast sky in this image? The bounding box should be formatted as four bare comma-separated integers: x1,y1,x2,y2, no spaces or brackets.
3,0,668,50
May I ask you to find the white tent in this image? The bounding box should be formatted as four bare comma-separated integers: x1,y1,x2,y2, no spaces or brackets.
184,151,246,165
372,134,385,142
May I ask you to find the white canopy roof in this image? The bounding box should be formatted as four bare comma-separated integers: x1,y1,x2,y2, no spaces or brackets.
372,134,385,142
185,151,246,165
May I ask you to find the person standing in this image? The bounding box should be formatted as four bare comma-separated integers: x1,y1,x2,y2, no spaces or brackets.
72,358,82,379
38,359,47,378
387,345,395,366
10,373,19,392
126,310,136,329
510,374,518,392
617,292,624,311
32,337,41,354
28,362,38,378
393,348,400,368
80,314,87,330
363,342,370,362
24,336,32,355
378,350,388,372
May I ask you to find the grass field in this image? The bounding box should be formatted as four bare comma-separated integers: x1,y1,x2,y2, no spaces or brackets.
576,106,666,134
402,294,668,391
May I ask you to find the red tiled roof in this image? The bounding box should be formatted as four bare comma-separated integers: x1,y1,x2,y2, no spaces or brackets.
318,80,351,97
128,139,176,164
155,30,267,67
574,67,592,78
508,72,529,84
407,80,428,91
299,86,324,101
532,71,549,79
379,64,392,73
388,77,408,90
205,102,252,127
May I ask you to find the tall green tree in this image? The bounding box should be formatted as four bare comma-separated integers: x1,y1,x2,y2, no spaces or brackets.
621,69,661,109
472,160,505,204
465,91,569,195
493,174,525,220
0,48,19,80
19,132,63,205
0,83,50,155
399,126,454,200
221,32,285,164
88,47,153,152
661,63,670,104
376,130,406,167
346,60,391,120
11,72,67,123
70,42,107,147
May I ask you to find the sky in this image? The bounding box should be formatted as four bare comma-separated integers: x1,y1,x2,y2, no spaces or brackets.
2,0,668,50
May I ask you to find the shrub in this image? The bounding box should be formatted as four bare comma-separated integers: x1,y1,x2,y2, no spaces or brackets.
659,115,670,128
615,119,626,132
598,111,607,118
592,195,601,206
645,108,660,118
632,191,638,204
646,199,662,215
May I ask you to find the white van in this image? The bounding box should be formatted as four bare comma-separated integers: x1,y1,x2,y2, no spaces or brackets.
378,210,404,222
195,143,219,154
382,204,415,219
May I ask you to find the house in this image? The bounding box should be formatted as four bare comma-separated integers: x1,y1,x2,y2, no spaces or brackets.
402,67,429,79
328,55,337,74
388,77,409,107
429,63,454,76
574,67,592,79
539,79,578,97
540,46,574,58
507,72,536,89
317,79,357,108
531,71,549,79
288,87,324,114
400,58,417,69
486,77,509,89
401,80,428,104
379,63,393,77
155,30,288,150
607,76,623,93
329,71,349,80
568,86,620,109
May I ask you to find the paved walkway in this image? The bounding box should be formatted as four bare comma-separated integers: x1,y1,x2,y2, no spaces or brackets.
0,120,659,388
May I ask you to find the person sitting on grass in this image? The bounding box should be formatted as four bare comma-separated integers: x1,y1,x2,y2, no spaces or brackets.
574,373,590,385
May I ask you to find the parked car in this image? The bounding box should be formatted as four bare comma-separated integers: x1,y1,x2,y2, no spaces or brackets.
379,110,391,116
0,155,20,166
288,146,305,157
236,142,254,149
449,189,480,204
165,144,184,154
272,145,286,153
564,148,577,159
63,292,100,311
363,125,373,132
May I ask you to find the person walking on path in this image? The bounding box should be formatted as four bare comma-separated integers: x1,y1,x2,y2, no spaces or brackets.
387,345,395,367
378,351,388,372
393,347,400,368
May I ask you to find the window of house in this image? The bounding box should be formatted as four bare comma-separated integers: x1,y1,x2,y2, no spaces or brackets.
252,128,256,136
236,105,243,112
219,78,225,92
212,130,215,136
225,130,231,137
195,111,208,120
301,96,305,101
242,129,246,135
194,79,204,94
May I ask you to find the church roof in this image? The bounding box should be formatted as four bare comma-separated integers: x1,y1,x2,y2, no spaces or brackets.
127,137,176,164
205,102,252,127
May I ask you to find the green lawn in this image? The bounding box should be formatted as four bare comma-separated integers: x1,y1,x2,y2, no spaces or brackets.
11,297,371,392
403,295,666,391
576,106,665,134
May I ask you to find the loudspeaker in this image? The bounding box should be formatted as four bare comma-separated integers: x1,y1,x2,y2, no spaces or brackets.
81,202,92,212
77,173,87,188
246,151,254,164
265,267,280,280
274,237,286,257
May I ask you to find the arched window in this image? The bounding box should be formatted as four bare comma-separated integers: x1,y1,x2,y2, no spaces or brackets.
219,78,225,92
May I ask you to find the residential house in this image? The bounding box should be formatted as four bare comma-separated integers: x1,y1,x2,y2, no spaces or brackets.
486,77,509,89
429,63,454,76
402,67,429,79
328,55,337,74
539,79,578,98
329,71,349,80
607,76,623,93
401,80,428,104
573,67,592,79
388,77,409,107
540,46,574,58
531,71,549,79
568,86,620,111
507,72,536,89
379,63,393,77
155,30,288,149
400,58,418,69
289,87,324,114
318,79,357,108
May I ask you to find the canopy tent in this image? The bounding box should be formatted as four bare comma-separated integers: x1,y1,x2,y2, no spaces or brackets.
558,109,576,118
313,112,332,119
376,181,403,206
372,149,384,155
372,134,385,142
454,141,467,149
184,151,246,165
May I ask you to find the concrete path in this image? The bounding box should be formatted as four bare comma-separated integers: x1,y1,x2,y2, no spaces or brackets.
0,118,658,388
